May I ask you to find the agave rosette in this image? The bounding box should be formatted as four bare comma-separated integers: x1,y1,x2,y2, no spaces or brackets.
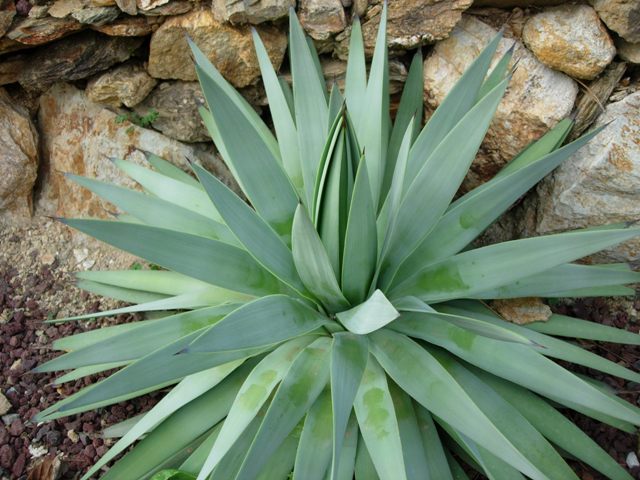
36,8,640,480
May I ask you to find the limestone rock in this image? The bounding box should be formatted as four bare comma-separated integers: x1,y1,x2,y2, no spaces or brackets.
473,0,564,6
530,91,640,263
139,0,191,16
423,15,577,189
137,0,168,11
617,38,640,64
18,31,143,91
48,0,82,18
0,0,16,37
492,298,552,324
337,0,473,57
211,0,293,24
522,5,615,80
114,0,136,15
37,83,232,219
86,62,157,107
590,0,640,43
148,7,287,87
134,81,208,142
299,0,346,41
0,88,38,221
353,0,367,17
91,15,161,36
71,6,120,25
6,16,84,45
0,393,10,416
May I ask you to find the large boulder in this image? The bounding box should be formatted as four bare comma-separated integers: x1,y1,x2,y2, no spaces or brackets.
0,88,38,225
36,83,232,219
336,0,473,57
528,91,640,263
298,0,346,41
590,0,640,43
522,5,615,80
211,0,294,24
423,15,577,190
147,7,287,87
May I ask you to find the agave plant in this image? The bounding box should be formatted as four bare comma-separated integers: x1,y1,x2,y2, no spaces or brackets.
36,7,640,480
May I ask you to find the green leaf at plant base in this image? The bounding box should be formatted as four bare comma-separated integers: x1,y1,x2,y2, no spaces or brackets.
234,337,332,480
293,389,333,479
527,313,640,344
414,406,452,480
336,290,399,335
353,355,407,480
330,333,368,480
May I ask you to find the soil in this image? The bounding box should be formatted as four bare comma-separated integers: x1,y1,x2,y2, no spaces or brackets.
1,219,639,479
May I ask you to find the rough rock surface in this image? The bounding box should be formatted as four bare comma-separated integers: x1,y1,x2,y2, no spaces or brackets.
522,5,616,80
423,15,577,189
211,0,293,24
134,81,209,143
0,88,38,222
590,0,640,43
6,16,83,45
0,0,16,37
147,7,287,87
492,297,552,324
530,91,640,263
337,0,473,56
299,0,346,41
17,31,143,91
70,5,119,25
47,0,83,17
37,83,232,219
473,0,564,5
136,0,169,11
617,38,640,64
86,62,157,108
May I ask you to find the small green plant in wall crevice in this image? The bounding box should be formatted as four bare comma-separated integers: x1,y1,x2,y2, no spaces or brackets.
115,108,159,134
37,7,640,480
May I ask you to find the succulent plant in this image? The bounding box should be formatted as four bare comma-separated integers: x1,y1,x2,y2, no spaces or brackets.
36,7,640,480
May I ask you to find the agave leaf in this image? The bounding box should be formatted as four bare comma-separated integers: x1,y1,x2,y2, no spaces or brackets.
279,76,295,115
369,329,546,479
114,159,221,222
212,415,263,479
391,225,640,302
37,305,237,372
53,362,128,385
527,313,640,344
62,220,286,298
383,51,423,198
53,321,148,352
478,371,633,480
289,10,329,205
187,38,279,160
74,278,168,305
388,383,430,480
414,406,452,480
98,364,248,480
476,45,514,101
193,163,307,295
469,262,640,299
404,30,503,184
328,83,345,127
292,205,349,312
196,336,314,479
380,77,510,288
142,150,202,189
446,451,471,480
353,354,407,480
252,29,303,195
186,296,328,354
336,290,399,335
77,269,213,296
179,425,222,474
235,337,332,480
441,300,640,383
344,16,366,129
357,3,389,207
68,175,235,243
35,332,264,421
293,389,333,480
83,361,243,480
354,433,379,480
393,297,532,345
432,349,578,479
342,158,377,304
196,66,298,239
397,126,601,276
393,312,640,425
332,413,359,480
313,113,345,226
329,333,368,479
256,429,300,480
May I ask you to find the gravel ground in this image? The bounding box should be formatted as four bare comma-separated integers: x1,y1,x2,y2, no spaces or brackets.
1,219,639,479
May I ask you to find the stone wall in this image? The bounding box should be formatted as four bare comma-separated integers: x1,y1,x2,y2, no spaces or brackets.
0,0,639,264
